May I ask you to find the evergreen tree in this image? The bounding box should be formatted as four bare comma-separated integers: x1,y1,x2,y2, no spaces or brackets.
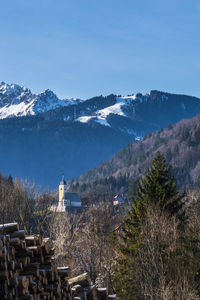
135,151,185,221
114,152,186,299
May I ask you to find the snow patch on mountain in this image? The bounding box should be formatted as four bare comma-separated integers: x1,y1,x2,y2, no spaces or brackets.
77,115,111,127
119,95,137,101
77,116,95,123
0,100,35,118
95,117,111,127
76,96,132,127
97,101,125,118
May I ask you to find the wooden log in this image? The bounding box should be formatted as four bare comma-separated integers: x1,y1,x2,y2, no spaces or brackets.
39,269,46,277
9,275,19,286
18,256,30,267
1,245,8,256
25,236,36,247
0,235,10,245
45,269,54,282
20,263,40,277
29,280,37,294
42,238,52,255
8,291,13,300
37,280,43,292
30,255,44,264
0,281,8,298
15,247,33,258
1,247,10,261
8,260,15,271
97,288,108,300
10,230,26,240
10,237,21,246
35,235,43,246
44,283,53,291
28,246,43,257
0,270,9,281
52,282,61,296
0,223,19,234
67,293,72,300
40,262,56,273
108,295,117,300
15,261,23,270
9,246,16,257
68,273,91,288
40,291,51,297
0,260,8,271
18,275,30,290
71,284,84,296
84,285,99,300
20,295,34,300
57,266,70,277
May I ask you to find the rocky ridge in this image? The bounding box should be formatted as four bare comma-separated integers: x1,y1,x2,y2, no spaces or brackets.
0,82,82,119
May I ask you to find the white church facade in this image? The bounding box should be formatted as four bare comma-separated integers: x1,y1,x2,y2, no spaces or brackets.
51,176,82,212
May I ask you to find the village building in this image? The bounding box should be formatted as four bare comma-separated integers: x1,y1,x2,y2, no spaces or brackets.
113,194,125,206
51,176,82,212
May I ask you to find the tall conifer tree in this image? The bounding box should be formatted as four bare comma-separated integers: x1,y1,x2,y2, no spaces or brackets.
114,152,185,299
136,151,185,220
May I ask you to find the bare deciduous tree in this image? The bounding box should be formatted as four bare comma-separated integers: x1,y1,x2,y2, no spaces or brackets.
50,203,117,293
124,206,200,300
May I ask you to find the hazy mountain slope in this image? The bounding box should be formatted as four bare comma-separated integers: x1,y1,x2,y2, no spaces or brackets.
1,82,200,189
70,113,200,195
0,115,131,188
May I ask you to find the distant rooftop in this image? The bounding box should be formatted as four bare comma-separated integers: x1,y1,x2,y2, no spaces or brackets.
64,193,81,203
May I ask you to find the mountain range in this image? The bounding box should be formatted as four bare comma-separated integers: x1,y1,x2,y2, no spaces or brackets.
1,82,200,189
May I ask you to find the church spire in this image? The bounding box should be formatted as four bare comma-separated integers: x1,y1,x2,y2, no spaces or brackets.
60,174,66,185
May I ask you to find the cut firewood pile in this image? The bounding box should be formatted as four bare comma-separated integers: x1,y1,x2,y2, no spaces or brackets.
0,223,117,300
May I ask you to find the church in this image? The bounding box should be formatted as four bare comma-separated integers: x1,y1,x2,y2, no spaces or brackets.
51,176,82,212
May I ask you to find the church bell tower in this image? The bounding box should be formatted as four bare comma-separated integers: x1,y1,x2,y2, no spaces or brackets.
59,175,67,204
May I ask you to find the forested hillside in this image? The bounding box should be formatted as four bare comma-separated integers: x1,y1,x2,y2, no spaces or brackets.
70,113,200,197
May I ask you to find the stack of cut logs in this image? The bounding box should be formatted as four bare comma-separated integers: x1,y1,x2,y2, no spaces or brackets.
0,223,117,300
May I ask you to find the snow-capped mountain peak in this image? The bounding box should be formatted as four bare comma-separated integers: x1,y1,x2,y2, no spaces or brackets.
0,82,34,108
0,82,82,119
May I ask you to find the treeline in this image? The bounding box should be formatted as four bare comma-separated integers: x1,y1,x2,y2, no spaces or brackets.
0,173,54,235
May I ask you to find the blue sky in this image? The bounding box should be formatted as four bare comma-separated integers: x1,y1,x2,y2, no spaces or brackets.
0,0,200,99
